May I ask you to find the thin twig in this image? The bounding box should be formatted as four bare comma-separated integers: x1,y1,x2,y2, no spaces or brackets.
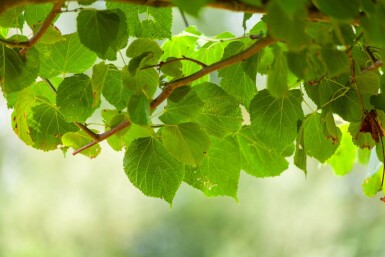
179,8,189,28
19,0,64,55
73,35,277,155
141,56,207,70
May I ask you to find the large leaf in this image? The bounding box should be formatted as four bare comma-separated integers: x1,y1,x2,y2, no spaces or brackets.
77,9,128,60
160,87,204,124
24,3,53,27
128,93,151,126
313,0,360,20
162,123,211,167
184,136,241,198
0,46,39,94
123,137,185,203
37,33,97,78
56,74,94,123
267,45,289,97
250,89,304,152
192,83,243,137
236,126,288,177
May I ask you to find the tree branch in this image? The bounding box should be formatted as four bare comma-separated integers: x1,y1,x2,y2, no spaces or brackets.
0,0,343,24
73,35,277,155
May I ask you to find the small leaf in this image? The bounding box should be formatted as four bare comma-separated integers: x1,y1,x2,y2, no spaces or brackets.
128,93,151,126
62,131,101,158
56,74,94,123
124,137,185,203
0,6,24,29
91,62,109,107
162,123,210,167
126,38,163,63
184,136,241,198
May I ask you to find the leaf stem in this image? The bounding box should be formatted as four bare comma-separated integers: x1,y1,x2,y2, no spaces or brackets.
73,35,277,155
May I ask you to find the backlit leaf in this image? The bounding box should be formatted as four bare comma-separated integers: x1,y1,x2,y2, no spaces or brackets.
124,137,185,203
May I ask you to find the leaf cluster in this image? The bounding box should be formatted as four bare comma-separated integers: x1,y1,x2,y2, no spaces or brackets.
1,0,385,203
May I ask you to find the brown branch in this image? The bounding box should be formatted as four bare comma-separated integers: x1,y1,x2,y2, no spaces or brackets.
19,1,64,55
0,0,349,24
141,56,207,70
73,35,277,155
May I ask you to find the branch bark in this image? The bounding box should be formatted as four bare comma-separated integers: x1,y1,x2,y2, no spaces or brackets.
73,35,277,155
0,0,335,23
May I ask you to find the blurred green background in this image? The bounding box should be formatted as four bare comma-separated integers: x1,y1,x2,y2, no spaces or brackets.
1,4,385,257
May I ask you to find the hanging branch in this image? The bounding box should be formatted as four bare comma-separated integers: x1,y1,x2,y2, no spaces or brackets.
72,35,277,155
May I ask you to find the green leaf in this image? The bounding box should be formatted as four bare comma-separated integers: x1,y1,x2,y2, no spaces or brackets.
250,89,304,152
0,6,24,29
160,87,204,124
304,78,347,108
0,46,39,94
91,62,108,108
264,1,308,49
62,131,101,158
192,83,243,137
302,113,340,162
162,123,210,167
312,0,360,21
56,74,94,123
160,58,183,78
236,126,288,177
24,3,53,27
362,150,383,197
184,136,241,198
37,33,97,78
29,101,78,150
122,66,159,98
126,38,163,63
128,93,151,126
287,47,326,82
356,71,380,95
327,124,357,176
123,137,185,203
107,3,172,39
102,64,132,111
218,41,259,105
321,48,350,77
267,45,289,97
77,9,128,60
331,90,371,122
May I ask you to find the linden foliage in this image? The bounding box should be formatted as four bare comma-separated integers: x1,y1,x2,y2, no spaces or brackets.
1,0,385,203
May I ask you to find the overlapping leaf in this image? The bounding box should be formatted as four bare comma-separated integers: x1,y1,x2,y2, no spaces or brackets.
250,89,304,152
